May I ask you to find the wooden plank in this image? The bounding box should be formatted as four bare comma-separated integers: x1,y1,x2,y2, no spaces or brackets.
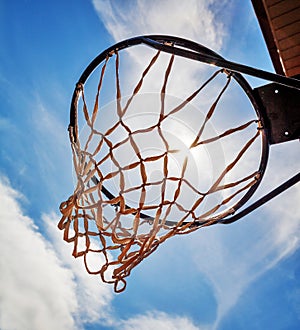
251,0,285,74
286,65,300,77
274,22,300,41
264,0,284,8
278,33,300,50
281,45,300,60
268,0,299,18
252,0,300,76
271,8,300,30
283,55,300,70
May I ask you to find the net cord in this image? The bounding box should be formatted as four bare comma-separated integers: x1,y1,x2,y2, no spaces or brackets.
59,36,273,292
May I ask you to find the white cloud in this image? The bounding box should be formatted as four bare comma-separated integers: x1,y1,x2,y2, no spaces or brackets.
0,176,78,330
92,0,227,51
119,311,201,330
0,176,114,330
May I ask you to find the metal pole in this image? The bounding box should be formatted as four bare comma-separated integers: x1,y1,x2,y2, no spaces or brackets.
142,37,300,90
220,172,300,224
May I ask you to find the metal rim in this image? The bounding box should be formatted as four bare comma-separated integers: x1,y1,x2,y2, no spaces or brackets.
69,35,270,225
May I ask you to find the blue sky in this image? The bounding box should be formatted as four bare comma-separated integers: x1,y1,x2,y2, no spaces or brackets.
0,1,300,329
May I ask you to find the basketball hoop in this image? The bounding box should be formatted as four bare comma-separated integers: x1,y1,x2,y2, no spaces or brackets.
58,35,299,292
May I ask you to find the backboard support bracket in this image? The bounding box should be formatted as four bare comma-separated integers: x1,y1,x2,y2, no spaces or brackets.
255,82,300,144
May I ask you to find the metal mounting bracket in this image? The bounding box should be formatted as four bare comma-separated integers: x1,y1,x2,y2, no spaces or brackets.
255,82,300,144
